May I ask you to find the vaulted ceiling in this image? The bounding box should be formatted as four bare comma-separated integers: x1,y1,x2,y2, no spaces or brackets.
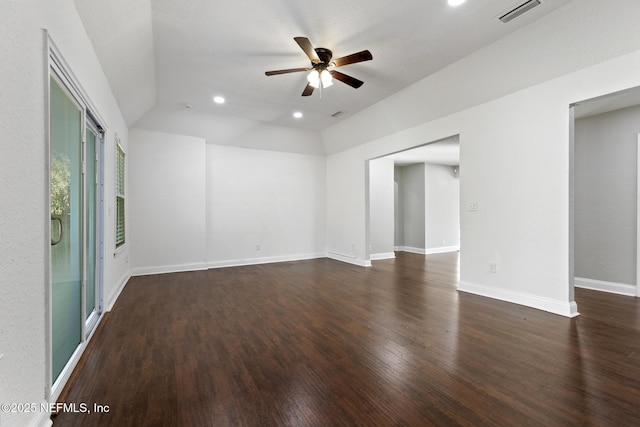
74,0,575,132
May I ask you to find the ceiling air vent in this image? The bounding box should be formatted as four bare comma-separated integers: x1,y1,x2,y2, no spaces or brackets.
331,111,346,118
499,0,541,23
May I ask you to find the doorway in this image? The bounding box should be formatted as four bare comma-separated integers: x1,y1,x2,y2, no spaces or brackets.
571,87,640,299
368,136,460,260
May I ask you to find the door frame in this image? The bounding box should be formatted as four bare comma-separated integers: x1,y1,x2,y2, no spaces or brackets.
637,133,640,297
84,117,105,335
46,32,108,401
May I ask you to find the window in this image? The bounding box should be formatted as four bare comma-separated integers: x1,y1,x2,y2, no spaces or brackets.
115,138,126,248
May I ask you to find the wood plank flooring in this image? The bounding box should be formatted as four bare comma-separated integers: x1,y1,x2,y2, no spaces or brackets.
52,252,640,426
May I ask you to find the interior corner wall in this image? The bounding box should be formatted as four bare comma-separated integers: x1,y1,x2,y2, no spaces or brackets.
574,105,640,289
206,145,327,267
425,164,460,252
369,158,395,258
129,132,327,272
1,1,130,426
129,129,207,274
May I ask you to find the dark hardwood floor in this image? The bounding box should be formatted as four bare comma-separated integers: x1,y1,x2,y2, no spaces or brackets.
52,252,640,426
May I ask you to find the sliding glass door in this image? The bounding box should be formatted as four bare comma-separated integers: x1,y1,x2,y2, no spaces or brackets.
50,74,103,386
50,75,83,383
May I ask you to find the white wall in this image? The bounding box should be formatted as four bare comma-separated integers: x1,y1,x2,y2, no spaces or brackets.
129,129,207,274
325,0,640,317
206,145,327,267
0,1,129,426
368,158,395,259
425,164,460,253
574,105,640,294
128,130,327,272
399,164,426,251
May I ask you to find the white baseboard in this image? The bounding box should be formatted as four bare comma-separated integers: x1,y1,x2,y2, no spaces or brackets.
131,254,328,275
396,246,426,255
106,271,132,311
208,253,326,269
3,406,54,427
574,277,637,297
34,410,53,427
131,262,208,277
425,246,460,255
328,251,372,267
370,252,396,261
458,280,580,318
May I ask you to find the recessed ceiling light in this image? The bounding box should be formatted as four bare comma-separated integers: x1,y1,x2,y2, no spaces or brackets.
448,0,466,6
213,96,225,104
293,111,303,119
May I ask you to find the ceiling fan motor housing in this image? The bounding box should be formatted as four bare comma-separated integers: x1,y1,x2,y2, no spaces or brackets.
314,48,333,68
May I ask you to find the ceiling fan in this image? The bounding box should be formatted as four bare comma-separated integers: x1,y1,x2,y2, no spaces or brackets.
265,37,373,97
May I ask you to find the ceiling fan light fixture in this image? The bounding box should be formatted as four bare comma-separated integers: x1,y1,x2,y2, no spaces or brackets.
307,70,320,88
320,70,333,87
307,69,333,89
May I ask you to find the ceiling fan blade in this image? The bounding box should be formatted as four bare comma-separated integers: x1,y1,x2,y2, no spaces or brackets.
265,67,310,76
330,70,364,89
294,37,321,64
301,83,315,96
332,50,373,67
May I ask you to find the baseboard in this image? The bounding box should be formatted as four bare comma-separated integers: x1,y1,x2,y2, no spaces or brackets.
106,271,131,311
327,251,372,267
458,280,580,318
131,262,208,277
208,253,326,269
574,277,637,297
370,252,396,261
29,409,53,427
396,246,426,255
2,407,54,427
425,246,460,255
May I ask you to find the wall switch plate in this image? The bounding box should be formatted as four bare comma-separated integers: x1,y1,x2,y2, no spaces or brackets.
488,262,497,273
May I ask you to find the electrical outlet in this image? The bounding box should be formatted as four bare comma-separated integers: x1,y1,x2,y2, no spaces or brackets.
488,262,497,273
468,201,478,211
256,244,261,251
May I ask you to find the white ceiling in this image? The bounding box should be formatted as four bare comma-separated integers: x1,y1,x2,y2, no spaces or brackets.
75,0,575,130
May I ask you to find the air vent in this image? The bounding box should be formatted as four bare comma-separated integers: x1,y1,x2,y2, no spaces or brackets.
331,111,346,118
499,0,541,23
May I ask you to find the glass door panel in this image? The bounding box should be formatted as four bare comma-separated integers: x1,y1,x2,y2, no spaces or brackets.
50,76,83,383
